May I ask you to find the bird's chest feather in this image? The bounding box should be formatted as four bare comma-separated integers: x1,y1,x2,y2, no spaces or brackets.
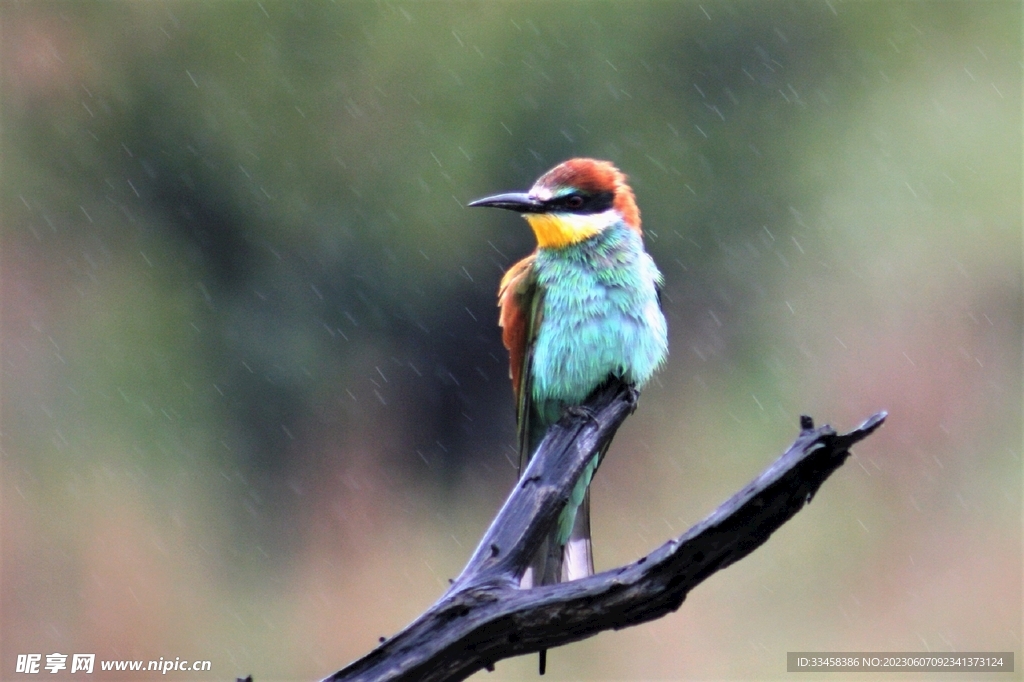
529,229,667,408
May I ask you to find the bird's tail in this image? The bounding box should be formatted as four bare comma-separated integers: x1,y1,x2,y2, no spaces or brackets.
519,453,600,588
524,492,594,675
521,451,602,675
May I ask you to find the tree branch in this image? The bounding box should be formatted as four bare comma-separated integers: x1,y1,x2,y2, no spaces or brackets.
322,379,886,682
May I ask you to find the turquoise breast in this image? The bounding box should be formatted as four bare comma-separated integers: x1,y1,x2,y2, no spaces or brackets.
530,222,668,422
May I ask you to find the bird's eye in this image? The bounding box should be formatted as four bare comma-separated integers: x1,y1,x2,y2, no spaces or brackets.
565,194,585,209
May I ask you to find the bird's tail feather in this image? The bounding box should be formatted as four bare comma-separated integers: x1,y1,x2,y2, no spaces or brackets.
523,446,603,675
562,489,594,581
520,530,564,588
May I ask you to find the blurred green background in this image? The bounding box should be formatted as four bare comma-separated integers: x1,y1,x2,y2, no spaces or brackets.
2,2,1020,680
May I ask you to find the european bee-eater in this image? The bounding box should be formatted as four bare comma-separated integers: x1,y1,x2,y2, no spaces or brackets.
469,158,668,600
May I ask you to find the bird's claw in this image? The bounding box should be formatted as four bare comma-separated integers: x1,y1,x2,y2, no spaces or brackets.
565,404,600,426
626,385,640,412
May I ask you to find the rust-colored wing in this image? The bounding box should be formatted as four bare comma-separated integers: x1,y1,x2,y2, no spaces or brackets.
497,253,542,476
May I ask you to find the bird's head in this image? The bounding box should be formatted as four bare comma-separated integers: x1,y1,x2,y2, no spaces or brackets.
468,158,640,249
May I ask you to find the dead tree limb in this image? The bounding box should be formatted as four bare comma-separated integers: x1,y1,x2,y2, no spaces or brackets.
323,379,886,682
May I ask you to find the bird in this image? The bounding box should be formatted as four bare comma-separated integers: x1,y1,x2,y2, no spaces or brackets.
469,158,668,672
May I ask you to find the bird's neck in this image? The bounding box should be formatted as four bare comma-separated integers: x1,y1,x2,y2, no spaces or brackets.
525,209,622,249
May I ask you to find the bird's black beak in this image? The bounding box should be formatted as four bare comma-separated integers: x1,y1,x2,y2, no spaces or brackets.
467,192,543,213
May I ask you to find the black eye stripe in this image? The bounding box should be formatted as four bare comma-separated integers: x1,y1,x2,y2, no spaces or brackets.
546,190,614,214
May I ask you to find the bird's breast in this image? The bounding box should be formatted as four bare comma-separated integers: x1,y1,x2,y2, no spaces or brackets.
529,229,667,408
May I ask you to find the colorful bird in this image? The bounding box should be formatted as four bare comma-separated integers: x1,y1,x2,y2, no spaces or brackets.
469,159,668,635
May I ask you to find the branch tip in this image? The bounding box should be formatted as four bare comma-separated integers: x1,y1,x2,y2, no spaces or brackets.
858,410,887,434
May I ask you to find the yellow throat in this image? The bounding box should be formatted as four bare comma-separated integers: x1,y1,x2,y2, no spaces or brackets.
524,213,603,249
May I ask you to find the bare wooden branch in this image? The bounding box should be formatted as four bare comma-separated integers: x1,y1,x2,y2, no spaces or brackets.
322,378,886,682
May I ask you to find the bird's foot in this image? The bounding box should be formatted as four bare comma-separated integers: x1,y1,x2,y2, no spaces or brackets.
565,404,600,426
626,385,640,412
607,375,640,413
